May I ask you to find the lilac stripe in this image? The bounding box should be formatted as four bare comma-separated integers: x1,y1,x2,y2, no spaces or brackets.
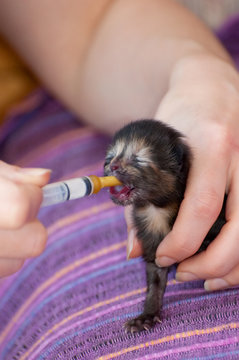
0,213,125,311
4,252,126,353
164,287,205,297
42,203,119,245
8,271,199,354
1,258,142,358
135,336,239,360
189,349,239,360
164,287,239,309
42,202,120,246
31,297,145,360
0,89,45,143
17,132,103,166
8,286,237,358
31,288,214,360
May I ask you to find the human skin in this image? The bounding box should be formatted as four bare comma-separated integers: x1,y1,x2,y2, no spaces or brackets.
0,0,239,286
0,162,50,276
126,52,239,292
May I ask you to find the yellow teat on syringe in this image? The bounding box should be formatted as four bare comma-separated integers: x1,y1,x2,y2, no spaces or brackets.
41,175,122,207
89,175,122,194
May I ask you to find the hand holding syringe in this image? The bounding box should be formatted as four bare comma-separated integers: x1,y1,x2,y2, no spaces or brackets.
41,175,121,207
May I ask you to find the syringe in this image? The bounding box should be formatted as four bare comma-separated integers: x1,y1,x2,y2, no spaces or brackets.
41,175,122,207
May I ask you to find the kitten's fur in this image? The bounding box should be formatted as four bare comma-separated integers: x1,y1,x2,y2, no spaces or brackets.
104,119,226,333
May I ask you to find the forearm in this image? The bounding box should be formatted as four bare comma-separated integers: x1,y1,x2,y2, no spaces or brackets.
77,0,234,133
0,0,233,133
0,0,111,107
156,52,239,137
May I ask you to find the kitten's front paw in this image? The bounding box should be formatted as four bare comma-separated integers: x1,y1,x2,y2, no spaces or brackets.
124,314,161,333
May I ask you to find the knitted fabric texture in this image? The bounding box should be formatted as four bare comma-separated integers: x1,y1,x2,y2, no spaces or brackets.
0,18,239,360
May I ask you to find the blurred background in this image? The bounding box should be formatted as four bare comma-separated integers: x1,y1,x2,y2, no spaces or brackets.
0,0,238,124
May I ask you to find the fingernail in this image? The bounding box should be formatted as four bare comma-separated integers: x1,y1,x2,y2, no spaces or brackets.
20,168,52,176
204,278,229,292
176,272,199,282
127,229,135,260
155,256,176,267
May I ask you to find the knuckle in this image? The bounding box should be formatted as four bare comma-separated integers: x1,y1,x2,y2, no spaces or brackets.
0,161,19,173
225,271,239,287
192,189,222,220
170,230,199,259
0,160,9,169
177,238,199,259
207,125,229,156
203,250,230,279
29,223,47,257
205,261,224,278
10,259,25,274
10,186,31,228
0,259,24,277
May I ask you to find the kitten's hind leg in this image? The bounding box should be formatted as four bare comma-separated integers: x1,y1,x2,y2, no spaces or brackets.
125,263,168,333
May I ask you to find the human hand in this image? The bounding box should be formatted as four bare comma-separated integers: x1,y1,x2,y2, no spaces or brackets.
126,53,239,291
0,161,51,277
125,206,143,260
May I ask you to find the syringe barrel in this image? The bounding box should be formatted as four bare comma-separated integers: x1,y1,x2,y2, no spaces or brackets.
41,177,93,207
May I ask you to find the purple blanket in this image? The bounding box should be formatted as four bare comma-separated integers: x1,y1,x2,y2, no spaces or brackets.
0,17,239,360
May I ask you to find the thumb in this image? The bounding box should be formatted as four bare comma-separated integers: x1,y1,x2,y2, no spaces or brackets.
0,161,51,187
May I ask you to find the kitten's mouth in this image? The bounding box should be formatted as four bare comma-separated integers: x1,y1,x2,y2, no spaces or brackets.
109,184,135,204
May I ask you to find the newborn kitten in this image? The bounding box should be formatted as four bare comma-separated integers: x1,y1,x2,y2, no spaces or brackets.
104,119,226,333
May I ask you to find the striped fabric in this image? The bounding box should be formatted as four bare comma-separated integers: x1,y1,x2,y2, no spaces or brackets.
1,18,239,360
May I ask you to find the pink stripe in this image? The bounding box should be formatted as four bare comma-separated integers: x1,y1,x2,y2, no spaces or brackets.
165,287,206,297
45,202,120,246
29,296,145,360
1,202,120,301
57,160,104,181
39,254,125,302
5,252,126,346
136,336,239,360
0,89,44,143
17,127,96,166
22,285,209,359
0,272,20,299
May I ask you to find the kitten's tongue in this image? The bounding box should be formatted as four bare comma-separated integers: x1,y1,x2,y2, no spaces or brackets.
113,185,125,193
109,185,132,199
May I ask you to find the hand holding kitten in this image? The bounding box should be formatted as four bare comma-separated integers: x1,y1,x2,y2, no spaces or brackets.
127,54,239,292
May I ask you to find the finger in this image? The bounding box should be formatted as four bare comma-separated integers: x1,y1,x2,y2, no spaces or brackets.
0,258,25,278
0,220,47,258
124,206,143,258
0,160,51,186
204,263,239,291
124,206,134,230
127,228,143,259
176,220,239,281
0,177,43,229
176,159,239,281
156,134,229,267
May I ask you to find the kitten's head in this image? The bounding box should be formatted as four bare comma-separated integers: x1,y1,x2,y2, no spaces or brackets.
104,119,191,207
